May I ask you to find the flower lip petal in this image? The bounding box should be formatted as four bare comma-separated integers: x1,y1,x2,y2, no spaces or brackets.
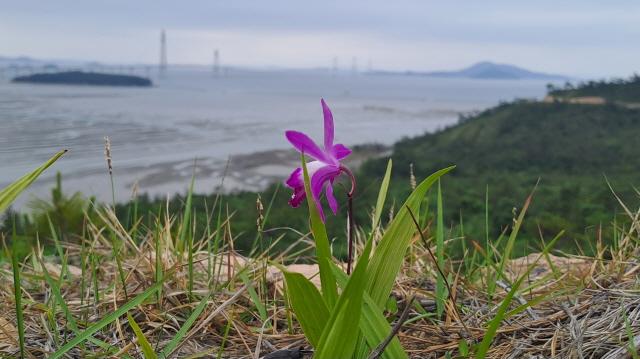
311,165,341,222
321,98,334,150
310,164,341,200
288,186,306,208
332,143,352,160
285,130,329,162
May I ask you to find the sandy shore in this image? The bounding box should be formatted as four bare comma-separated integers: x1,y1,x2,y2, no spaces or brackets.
11,144,391,209
130,143,391,194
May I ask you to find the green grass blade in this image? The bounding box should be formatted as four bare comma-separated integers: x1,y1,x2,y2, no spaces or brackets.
240,271,269,326
496,190,535,284
624,313,640,359
127,313,158,359
46,215,68,282
178,163,196,253
300,155,338,308
160,293,211,358
282,270,329,347
475,233,559,359
315,237,373,359
330,263,407,359
11,242,25,359
372,159,393,230
435,180,446,318
216,320,232,359
0,150,67,214
38,256,96,348
366,166,454,308
49,281,162,359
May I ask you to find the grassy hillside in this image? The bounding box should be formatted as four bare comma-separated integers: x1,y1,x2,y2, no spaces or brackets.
358,100,640,253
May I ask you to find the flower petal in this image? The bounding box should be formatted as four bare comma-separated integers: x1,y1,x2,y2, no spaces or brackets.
285,167,306,208
310,164,341,201
325,181,338,215
309,164,341,222
285,130,328,162
332,143,352,160
289,186,306,208
321,99,334,150
285,167,303,188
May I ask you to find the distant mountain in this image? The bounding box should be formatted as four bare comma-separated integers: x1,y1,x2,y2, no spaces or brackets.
415,61,568,80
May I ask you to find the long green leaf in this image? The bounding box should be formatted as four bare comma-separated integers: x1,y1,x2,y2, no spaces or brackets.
0,150,67,214
127,313,158,359
330,263,407,359
282,270,329,347
366,166,454,308
301,156,338,308
352,159,407,359
315,237,373,359
49,281,162,359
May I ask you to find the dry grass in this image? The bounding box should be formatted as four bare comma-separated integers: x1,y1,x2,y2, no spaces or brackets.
2,202,640,359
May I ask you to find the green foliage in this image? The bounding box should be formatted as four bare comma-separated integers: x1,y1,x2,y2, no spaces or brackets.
11,241,25,359
435,180,445,318
127,313,158,359
475,233,559,358
300,156,338,308
28,172,90,239
282,162,451,358
359,100,640,254
0,150,66,214
282,270,329,347
49,281,162,359
1,150,66,358
159,293,211,359
331,263,407,359
365,167,454,308
314,235,372,359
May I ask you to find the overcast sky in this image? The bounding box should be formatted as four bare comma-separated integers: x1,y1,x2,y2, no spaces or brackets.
1,1,638,77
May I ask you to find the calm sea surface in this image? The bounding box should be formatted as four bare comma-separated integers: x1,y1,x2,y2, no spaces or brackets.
0,68,553,205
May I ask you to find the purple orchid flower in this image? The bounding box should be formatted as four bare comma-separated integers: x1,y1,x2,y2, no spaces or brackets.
285,99,353,222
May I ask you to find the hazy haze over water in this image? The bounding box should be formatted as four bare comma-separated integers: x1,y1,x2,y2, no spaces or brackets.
0,68,553,205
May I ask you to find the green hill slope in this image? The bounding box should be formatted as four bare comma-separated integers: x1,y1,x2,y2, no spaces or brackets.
359,100,640,252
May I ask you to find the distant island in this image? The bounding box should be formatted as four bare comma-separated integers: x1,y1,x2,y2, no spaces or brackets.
12,71,152,87
369,61,568,80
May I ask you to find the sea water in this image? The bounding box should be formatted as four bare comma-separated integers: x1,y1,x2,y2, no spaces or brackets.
0,67,553,205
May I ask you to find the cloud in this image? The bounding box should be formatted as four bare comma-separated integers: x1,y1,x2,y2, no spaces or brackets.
0,0,638,77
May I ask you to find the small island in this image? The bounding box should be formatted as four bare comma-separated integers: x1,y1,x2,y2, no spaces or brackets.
12,71,153,87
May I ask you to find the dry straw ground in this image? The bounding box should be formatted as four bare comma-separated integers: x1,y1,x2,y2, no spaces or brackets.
2,203,640,358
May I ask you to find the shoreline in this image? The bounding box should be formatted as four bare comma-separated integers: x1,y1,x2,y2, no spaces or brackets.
10,143,391,209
